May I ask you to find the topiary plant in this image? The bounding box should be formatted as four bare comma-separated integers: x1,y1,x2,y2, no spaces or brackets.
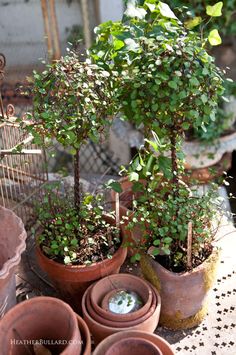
91,0,225,183
24,50,121,264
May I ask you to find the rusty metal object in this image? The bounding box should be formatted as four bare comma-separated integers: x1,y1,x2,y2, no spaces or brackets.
0,55,48,226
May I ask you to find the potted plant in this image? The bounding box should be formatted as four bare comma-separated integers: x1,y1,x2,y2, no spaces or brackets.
23,50,127,311
92,1,235,184
92,0,226,329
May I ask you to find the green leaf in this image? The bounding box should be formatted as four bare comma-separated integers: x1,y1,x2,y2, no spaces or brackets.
108,181,122,193
168,81,177,90
206,2,223,17
182,122,190,130
208,29,222,46
129,172,139,182
158,2,177,19
113,39,125,50
124,38,140,52
184,17,202,29
125,3,147,19
146,2,156,12
71,238,78,246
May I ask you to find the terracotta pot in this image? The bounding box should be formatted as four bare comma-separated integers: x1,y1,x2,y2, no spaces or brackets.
93,330,174,355
0,296,81,355
76,314,91,355
36,215,127,313
183,131,236,169
82,282,161,344
91,274,153,322
86,284,157,328
185,152,232,184
0,206,27,318
140,249,220,330
105,337,163,355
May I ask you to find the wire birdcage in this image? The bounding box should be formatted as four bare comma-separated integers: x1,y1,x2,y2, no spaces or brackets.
0,54,47,227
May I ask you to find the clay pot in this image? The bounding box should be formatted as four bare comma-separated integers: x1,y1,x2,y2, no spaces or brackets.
105,337,163,355
0,206,27,318
36,215,127,313
91,274,153,322
183,131,236,169
93,330,174,355
140,249,220,330
0,296,82,355
86,285,157,328
82,276,161,344
185,152,232,184
76,314,91,355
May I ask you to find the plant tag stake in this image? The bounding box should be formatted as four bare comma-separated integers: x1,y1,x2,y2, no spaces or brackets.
187,221,193,269
115,192,120,228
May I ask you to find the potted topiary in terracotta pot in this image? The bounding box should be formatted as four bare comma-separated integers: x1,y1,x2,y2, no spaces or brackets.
0,206,27,318
23,51,127,312
92,1,226,329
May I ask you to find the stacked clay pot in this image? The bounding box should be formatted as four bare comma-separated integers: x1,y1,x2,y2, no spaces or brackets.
93,330,174,355
82,273,161,344
0,296,91,355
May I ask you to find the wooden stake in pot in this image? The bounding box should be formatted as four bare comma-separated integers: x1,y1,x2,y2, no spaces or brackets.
115,192,120,228
187,221,193,270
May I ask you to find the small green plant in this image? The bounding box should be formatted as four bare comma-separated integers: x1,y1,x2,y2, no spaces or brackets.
36,183,120,265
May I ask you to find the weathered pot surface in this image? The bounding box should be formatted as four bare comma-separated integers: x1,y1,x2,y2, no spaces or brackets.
0,206,27,318
90,273,153,321
183,131,236,168
76,314,91,355
0,296,81,355
93,330,174,355
82,282,161,344
141,249,220,329
105,336,163,355
36,215,127,313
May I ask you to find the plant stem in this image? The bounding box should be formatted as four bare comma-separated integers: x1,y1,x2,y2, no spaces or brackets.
74,148,80,213
170,129,178,185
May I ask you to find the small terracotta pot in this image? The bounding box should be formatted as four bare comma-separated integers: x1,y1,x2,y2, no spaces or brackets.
141,249,220,330
91,274,153,322
105,336,163,355
36,215,127,313
0,296,81,355
76,314,91,355
85,284,157,328
93,330,174,355
0,206,27,318
82,282,161,344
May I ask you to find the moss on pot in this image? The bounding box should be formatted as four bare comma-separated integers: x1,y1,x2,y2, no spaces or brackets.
140,255,161,293
203,248,220,292
159,304,208,330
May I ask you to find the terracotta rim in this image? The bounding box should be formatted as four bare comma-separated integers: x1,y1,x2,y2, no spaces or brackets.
85,285,157,328
76,314,91,355
93,330,174,355
0,206,27,279
105,336,163,355
82,282,161,333
0,296,81,354
144,248,219,278
90,274,153,321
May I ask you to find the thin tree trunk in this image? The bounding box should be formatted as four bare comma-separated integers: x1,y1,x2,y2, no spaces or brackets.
74,148,80,213
170,130,178,185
